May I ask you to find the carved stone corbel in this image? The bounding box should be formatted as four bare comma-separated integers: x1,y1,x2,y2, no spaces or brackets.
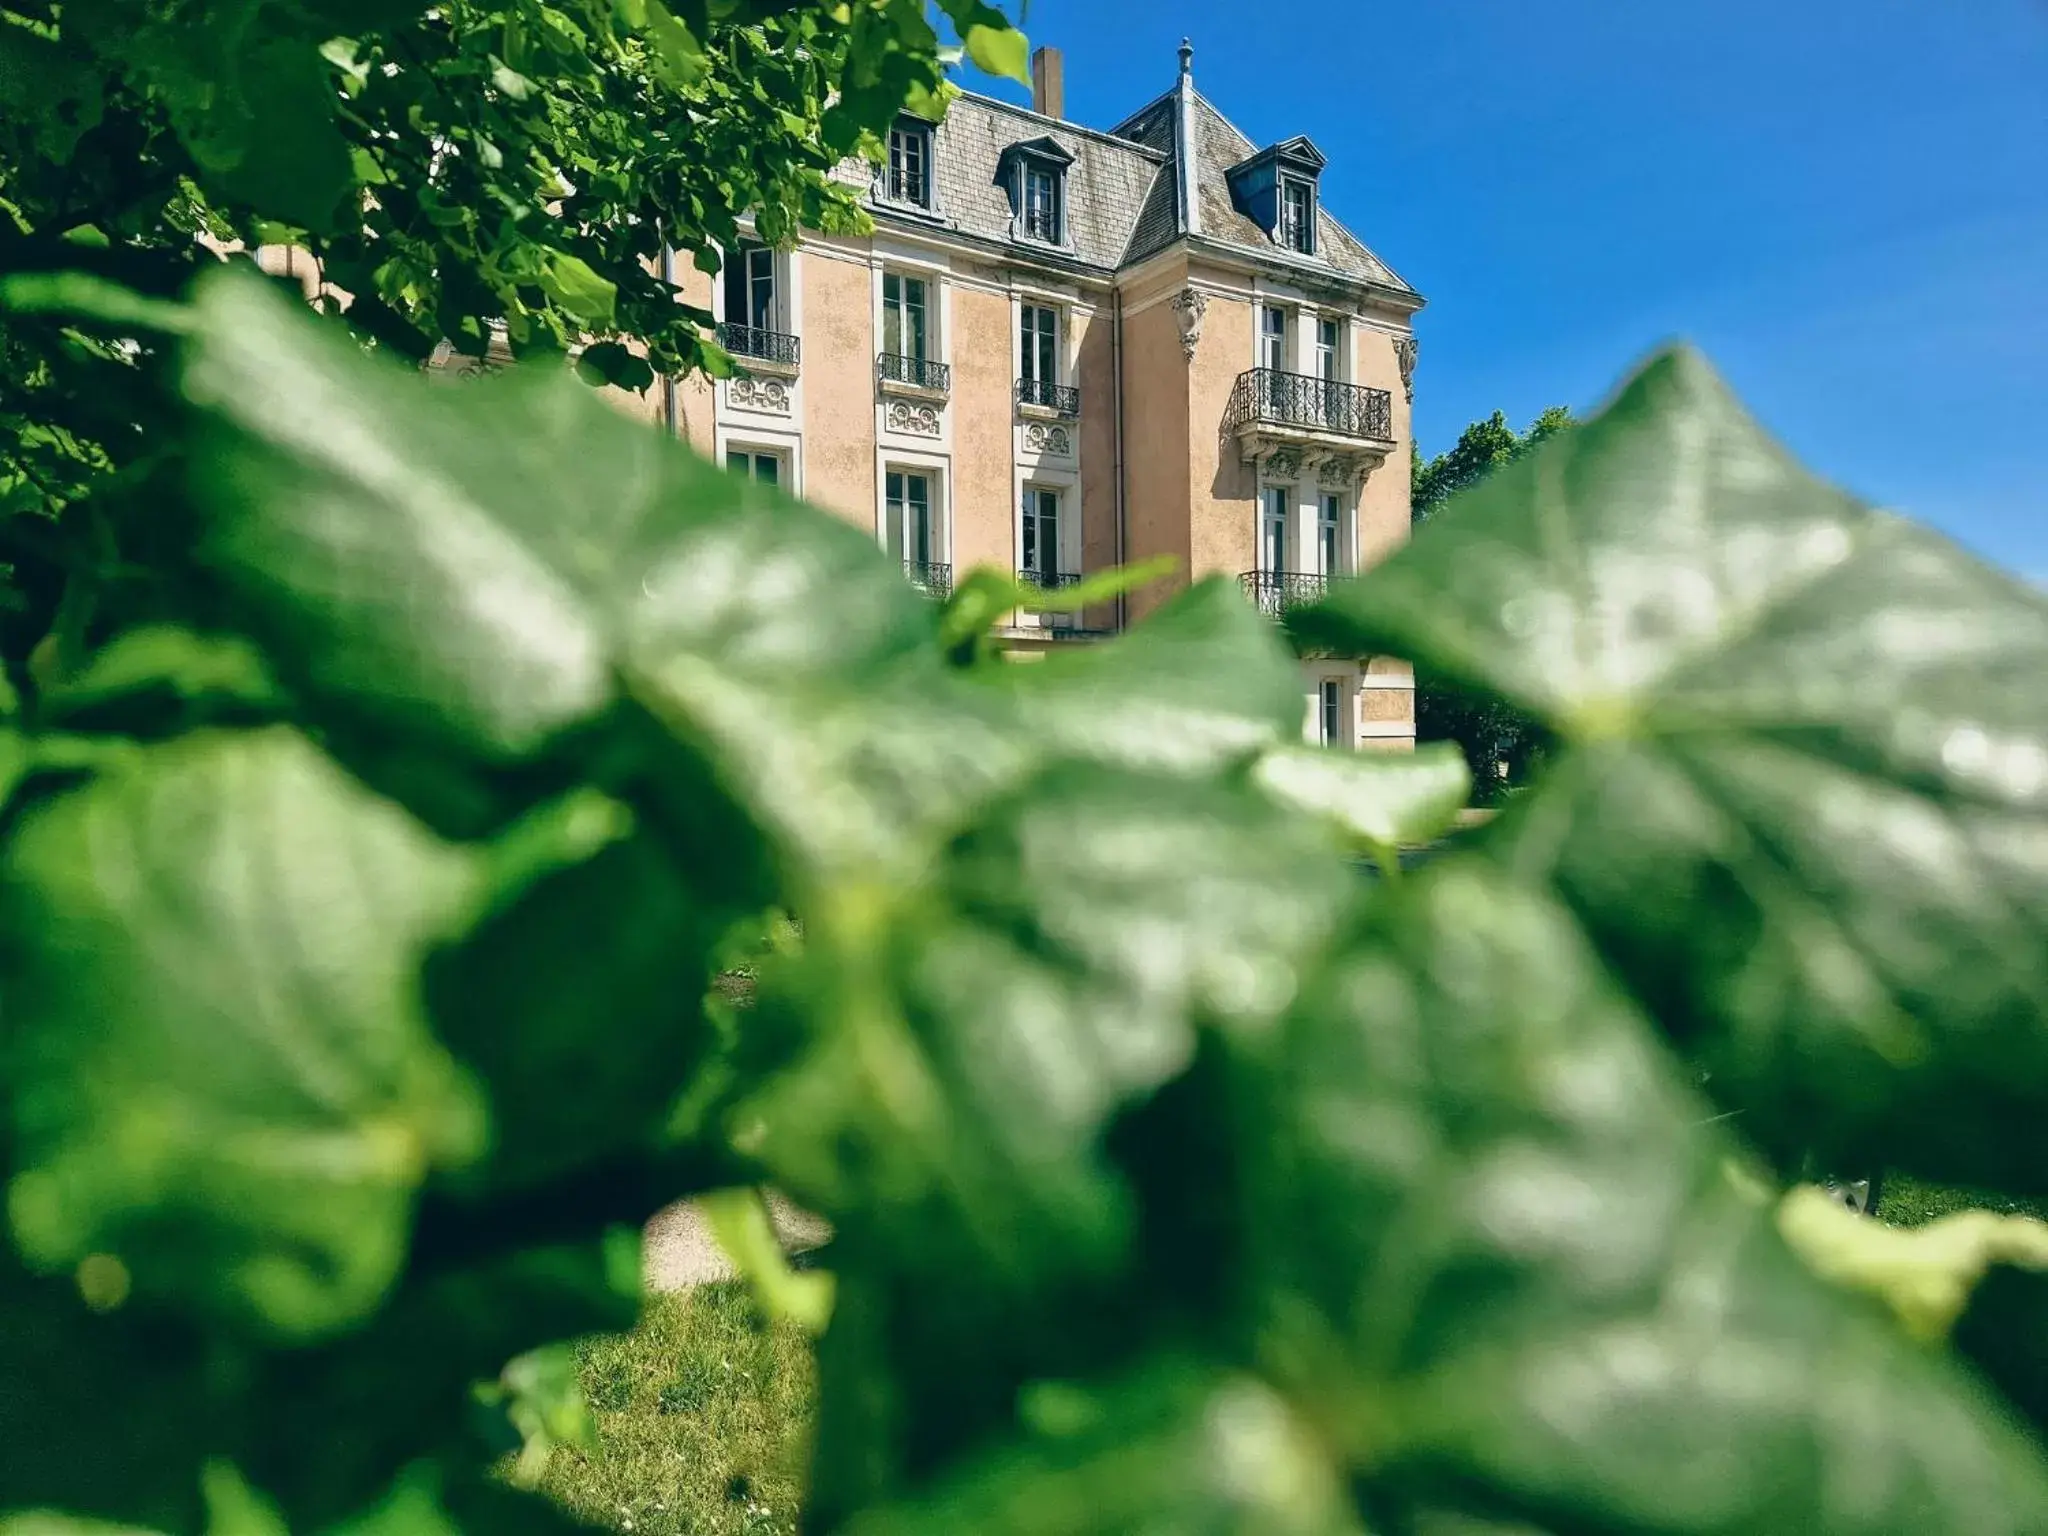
1169,287,1208,363
1394,335,1417,404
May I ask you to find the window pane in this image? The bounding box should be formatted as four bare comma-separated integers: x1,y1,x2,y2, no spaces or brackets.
727,450,749,476
722,254,745,329
755,455,778,488
905,278,927,359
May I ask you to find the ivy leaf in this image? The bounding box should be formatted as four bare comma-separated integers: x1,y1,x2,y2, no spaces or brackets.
1252,740,1470,856
39,626,286,736
236,1230,641,1525
0,1253,218,1531
1245,860,2048,1531
423,807,725,1193
1777,1186,2048,1344
180,268,931,775
0,727,486,1339
755,765,1355,1518
1290,347,2048,1191
989,577,1307,778
840,1361,1365,1535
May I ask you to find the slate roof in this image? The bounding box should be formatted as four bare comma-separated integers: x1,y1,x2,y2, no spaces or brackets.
843,68,1418,299
842,94,1165,274
1116,90,1417,295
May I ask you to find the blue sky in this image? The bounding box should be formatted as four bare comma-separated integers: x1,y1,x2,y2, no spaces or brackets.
959,0,2048,578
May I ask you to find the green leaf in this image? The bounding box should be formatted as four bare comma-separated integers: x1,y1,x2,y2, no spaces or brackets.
40,626,286,734
840,1361,1364,1535
1244,859,2048,1531
988,577,1307,778
537,252,616,329
0,272,193,335
237,1231,640,1523
572,340,655,393
1291,347,2048,1191
962,23,1030,86
0,727,486,1339
0,1252,217,1531
423,805,725,1193
753,765,1356,1516
1777,1186,2048,1343
1252,740,1470,856
180,268,930,774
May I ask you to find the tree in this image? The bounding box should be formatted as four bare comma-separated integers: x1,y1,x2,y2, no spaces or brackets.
1409,403,1575,800
0,0,1026,680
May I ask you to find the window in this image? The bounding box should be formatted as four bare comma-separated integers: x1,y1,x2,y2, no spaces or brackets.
887,121,932,207
1319,679,1347,747
882,273,930,361
1260,485,1290,574
1260,305,1289,373
1315,318,1342,381
1281,178,1315,254
726,449,783,488
1021,487,1061,580
1019,303,1059,391
885,469,935,567
722,244,777,334
1022,162,1062,242
1319,493,1342,576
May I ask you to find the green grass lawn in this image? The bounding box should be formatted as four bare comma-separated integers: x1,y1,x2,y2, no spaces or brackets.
1877,1172,2045,1227
540,1285,815,1536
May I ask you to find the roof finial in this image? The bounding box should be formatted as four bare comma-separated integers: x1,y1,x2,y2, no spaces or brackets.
1178,37,1194,79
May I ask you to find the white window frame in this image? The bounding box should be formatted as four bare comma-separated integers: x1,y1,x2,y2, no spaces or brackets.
1314,317,1344,382
720,243,780,334
1318,492,1347,578
1260,483,1291,574
1021,161,1062,243
886,121,933,208
882,270,933,363
1019,483,1067,580
1260,304,1290,374
1318,677,1348,747
725,445,787,488
1019,302,1060,389
880,459,949,574
1280,177,1316,255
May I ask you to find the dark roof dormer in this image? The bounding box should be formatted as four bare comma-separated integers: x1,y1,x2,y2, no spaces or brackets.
1226,135,1327,255
996,135,1075,247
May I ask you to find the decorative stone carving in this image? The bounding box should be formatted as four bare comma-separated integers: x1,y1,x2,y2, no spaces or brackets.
1394,336,1417,404
1315,451,1377,491
885,400,942,437
1024,422,1072,456
1169,287,1208,363
728,375,792,415
1262,447,1303,481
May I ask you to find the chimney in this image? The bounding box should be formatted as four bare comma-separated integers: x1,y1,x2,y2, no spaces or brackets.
1031,46,1065,120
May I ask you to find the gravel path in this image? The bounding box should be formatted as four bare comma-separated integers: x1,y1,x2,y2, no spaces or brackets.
641,1191,832,1291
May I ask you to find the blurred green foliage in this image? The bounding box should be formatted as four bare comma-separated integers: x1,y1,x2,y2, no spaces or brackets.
1,204,2046,1535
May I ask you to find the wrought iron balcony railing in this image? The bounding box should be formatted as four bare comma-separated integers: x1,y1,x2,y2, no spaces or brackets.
877,353,952,393
1224,369,1393,441
717,322,801,368
1240,569,1330,618
1016,378,1081,416
1016,568,1082,597
903,560,953,600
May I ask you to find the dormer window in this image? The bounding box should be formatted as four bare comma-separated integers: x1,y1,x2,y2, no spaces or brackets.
1280,178,1315,254
997,136,1075,248
886,119,933,207
1225,135,1328,258
1023,162,1062,242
